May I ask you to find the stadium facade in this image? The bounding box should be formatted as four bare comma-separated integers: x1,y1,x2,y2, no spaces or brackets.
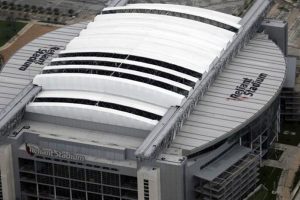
0,0,287,200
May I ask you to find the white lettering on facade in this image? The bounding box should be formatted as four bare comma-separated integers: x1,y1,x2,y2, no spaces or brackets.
25,144,85,161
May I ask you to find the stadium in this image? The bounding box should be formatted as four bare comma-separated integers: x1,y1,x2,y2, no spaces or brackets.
0,0,287,199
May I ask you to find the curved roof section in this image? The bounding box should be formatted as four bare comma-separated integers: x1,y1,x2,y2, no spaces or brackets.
32,4,241,130
33,74,184,107
34,90,167,116
103,3,241,29
27,102,158,130
46,57,198,82
64,13,235,73
170,34,286,154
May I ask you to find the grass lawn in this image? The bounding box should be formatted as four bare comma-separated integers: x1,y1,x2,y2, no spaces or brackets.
249,166,282,200
248,187,268,200
292,166,300,190
0,20,26,47
279,122,300,146
267,148,283,161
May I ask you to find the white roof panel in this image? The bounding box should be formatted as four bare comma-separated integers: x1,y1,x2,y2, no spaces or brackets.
103,3,241,28
36,90,168,116
61,13,235,73
43,64,192,91
33,73,185,108
28,5,240,131
48,57,198,82
26,102,157,130
66,35,219,73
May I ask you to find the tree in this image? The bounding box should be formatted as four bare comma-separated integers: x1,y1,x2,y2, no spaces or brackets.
6,12,16,32
31,5,36,10
0,54,4,69
46,7,52,15
68,9,74,16
54,8,59,15
24,4,29,12
38,6,44,13
32,5,37,13
16,4,22,11
23,13,29,20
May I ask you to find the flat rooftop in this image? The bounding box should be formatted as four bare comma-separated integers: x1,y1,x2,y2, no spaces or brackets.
17,119,143,150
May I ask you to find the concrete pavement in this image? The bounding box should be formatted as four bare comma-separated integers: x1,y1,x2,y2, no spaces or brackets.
263,143,300,200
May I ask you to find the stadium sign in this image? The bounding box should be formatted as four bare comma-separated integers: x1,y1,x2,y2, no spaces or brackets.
227,73,267,101
19,46,60,71
25,143,85,161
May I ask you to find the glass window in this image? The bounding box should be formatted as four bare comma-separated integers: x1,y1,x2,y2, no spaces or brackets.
19,172,36,182
36,161,53,175
70,167,85,180
72,190,86,200
103,196,120,200
38,184,54,198
56,187,70,199
54,164,69,178
71,180,86,190
88,193,102,200
21,195,37,200
20,181,37,195
102,172,119,186
87,183,101,193
86,169,101,183
103,186,120,196
121,189,138,199
121,175,137,189
55,178,70,188
19,158,35,172
37,175,53,185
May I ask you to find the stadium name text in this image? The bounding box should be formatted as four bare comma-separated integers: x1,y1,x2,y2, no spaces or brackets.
25,143,85,161
227,73,267,101
19,46,60,71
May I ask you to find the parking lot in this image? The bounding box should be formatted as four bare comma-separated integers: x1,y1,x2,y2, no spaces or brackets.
0,0,109,24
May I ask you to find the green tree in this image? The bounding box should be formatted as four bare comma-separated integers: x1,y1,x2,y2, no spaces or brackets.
0,54,4,69
68,9,74,16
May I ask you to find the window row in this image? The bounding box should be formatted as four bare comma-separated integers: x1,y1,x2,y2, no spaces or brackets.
58,52,202,78
48,60,197,87
34,97,162,120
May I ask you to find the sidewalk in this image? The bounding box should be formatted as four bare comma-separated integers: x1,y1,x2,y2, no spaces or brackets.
0,20,58,62
0,21,34,51
263,143,300,200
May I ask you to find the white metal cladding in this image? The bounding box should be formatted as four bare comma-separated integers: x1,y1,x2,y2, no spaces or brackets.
103,3,241,29
33,74,185,107
34,90,168,116
47,57,198,82
26,102,157,130
63,13,235,73
32,6,240,131
0,22,87,111
90,14,233,45
171,34,286,152
43,63,192,91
